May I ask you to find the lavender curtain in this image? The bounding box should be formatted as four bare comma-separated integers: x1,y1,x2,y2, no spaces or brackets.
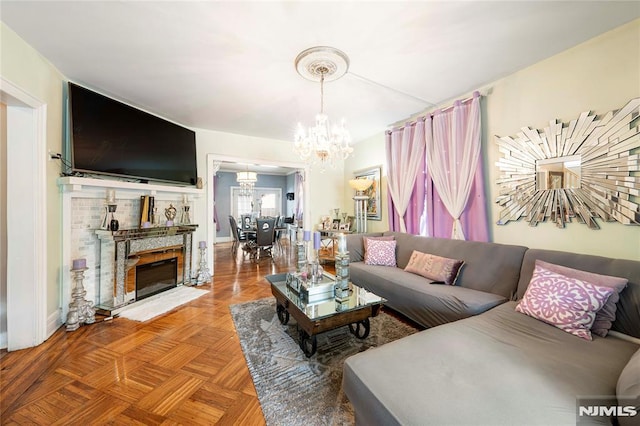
426,160,488,241
425,92,488,241
385,121,427,234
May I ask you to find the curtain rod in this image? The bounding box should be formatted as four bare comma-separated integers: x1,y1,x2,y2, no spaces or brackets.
386,88,489,133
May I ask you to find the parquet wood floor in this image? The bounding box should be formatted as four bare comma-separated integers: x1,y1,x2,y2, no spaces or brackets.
1,239,325,425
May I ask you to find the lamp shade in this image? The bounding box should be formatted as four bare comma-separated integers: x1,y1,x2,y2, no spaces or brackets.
349,178,373,192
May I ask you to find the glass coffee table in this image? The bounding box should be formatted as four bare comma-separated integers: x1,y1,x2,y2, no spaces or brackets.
266,272,385,357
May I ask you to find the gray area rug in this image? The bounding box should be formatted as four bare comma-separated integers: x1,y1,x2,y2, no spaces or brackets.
229,297,419,426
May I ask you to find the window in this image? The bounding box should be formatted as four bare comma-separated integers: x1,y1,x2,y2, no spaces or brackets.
230,187,282,224
259,193,276,217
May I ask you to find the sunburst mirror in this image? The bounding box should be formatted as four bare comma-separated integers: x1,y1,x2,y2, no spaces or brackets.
495,98,639,229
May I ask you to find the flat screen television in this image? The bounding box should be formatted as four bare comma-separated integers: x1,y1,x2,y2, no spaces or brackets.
67,82,198,186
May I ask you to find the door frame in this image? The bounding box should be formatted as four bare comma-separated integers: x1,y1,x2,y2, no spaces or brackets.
1,77,48,350
206,154,307,272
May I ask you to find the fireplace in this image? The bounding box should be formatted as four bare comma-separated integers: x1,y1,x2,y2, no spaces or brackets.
135,257,178,300
95,225,197,315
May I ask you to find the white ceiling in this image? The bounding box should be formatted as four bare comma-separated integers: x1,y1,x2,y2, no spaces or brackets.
2,1,639,147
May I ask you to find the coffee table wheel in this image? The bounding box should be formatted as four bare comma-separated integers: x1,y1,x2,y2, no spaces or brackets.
276,304,289,325
349,318,370,339
299,330,317,358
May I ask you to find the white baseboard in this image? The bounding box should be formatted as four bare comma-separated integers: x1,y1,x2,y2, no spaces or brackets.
0,310,61,351
47,308,63,339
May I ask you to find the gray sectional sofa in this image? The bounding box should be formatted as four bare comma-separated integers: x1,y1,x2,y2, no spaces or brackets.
342,232,640,426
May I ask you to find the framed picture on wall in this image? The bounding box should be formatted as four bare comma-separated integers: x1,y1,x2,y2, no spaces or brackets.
354,166,382,221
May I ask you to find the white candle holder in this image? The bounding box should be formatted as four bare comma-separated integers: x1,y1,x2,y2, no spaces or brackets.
66,266,96,331
196,246,211,285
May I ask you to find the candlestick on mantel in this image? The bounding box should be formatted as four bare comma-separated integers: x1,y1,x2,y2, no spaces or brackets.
199,240,207,249
106,189,116,204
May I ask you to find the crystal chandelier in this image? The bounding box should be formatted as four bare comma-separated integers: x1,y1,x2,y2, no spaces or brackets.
294,46,353,172
236,169,257,197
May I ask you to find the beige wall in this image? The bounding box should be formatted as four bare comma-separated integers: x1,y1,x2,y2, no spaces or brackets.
344,18,640,260
1,23,65,318
487,19,639,260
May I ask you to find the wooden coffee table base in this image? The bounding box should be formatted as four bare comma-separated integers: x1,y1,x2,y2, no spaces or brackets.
273,294,382,357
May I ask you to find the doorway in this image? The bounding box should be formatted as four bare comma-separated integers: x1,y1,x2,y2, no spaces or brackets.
206,154,308,272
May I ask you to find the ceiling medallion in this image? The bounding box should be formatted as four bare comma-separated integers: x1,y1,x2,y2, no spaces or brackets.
295,46,349,82
293,46,353,172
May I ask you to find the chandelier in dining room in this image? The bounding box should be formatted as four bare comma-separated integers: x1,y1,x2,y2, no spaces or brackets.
294,46,353,172
236,170,257,197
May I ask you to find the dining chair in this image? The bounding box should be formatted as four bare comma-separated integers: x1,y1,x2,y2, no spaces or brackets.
240,214,253,231
228,215,246,255
248,217,276,262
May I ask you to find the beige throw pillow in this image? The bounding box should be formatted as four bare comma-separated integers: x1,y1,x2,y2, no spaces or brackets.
404,250,464,285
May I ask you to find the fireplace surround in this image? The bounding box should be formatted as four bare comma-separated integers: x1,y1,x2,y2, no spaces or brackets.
96,225,197,315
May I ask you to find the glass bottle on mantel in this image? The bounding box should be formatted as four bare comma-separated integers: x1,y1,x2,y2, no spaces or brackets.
181,205,191,225
100,206,110,230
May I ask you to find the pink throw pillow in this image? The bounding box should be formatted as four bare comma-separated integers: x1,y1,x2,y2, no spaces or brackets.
535,260,627,337
516,265,615,341
363,236,395,253
364,239,397,267
404,250,464,285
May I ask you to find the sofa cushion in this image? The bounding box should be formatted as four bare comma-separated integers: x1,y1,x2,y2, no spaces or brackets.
536,259,628,337
382,232,527,299
517,249,640,339
404,250,463,285
350,262,506,328
364,239,396,266
617,347,640,426
343,301,639,426
515,264,615,340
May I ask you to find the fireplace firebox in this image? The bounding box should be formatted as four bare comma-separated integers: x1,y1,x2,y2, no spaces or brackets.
136,257,178,300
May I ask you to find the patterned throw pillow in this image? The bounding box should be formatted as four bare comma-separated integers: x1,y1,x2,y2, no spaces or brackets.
404,250,464,285
364,239,397,267
516,265,615,341
535,260,627,337
363,236,395,254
